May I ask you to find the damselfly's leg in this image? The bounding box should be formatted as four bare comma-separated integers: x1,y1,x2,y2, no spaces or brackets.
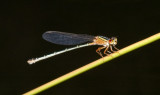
107,51,112,54
113,45,119,51
96,46,106,57
110,45,119,53
104,46,110,55
110,46,116,52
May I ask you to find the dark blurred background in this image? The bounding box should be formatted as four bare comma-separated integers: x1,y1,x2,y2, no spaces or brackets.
1,0,160,95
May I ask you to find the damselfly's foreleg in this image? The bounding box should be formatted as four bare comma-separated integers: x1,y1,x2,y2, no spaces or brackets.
110,45,119,53
113,45,119,51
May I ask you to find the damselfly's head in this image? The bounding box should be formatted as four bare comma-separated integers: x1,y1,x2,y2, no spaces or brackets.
109,37,117,45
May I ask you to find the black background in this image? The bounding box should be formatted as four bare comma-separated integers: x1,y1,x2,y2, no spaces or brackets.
1,1,160,95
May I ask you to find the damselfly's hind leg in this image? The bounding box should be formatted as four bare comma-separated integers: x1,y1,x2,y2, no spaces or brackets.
96,46,106,57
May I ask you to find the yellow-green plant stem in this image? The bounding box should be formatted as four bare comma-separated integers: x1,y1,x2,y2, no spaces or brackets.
23,33,160,95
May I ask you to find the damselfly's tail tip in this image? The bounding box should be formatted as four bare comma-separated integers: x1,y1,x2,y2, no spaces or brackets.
27,58,36,65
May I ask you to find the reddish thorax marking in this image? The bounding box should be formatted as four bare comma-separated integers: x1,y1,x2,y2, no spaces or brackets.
109,39,112,43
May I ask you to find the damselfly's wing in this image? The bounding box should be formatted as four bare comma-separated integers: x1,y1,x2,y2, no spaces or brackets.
42,31,95,45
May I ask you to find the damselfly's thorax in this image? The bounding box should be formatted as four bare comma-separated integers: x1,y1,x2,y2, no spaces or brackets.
91,36,117,46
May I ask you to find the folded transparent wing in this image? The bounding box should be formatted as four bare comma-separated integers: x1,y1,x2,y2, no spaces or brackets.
42,31,95,45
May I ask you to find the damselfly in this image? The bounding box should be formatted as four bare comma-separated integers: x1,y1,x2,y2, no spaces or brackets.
28,31,119,64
